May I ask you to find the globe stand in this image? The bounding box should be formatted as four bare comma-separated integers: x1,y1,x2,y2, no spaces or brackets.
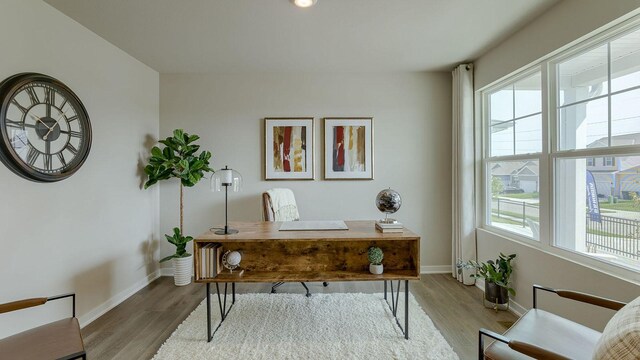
379,213,398,224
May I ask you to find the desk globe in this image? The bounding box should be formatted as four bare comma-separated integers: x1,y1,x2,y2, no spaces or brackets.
376,188,402,224
222,250,242,272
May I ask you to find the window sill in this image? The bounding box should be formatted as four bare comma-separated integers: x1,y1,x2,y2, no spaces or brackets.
477,227,640,286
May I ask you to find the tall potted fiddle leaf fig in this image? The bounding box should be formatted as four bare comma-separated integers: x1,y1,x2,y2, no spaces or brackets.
144,129,213,286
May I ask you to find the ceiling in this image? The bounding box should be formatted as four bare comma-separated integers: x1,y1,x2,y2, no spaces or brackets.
44,0,561,73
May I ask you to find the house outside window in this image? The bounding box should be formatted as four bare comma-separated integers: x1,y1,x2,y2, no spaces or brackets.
604,157,616,166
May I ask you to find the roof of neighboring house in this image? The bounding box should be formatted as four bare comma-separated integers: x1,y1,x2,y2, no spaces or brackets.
491,161,538,176
588,133,640,148
619,164,640,174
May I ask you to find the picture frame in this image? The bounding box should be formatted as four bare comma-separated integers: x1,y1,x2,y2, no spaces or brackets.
324,117,374,180
264,117,314,180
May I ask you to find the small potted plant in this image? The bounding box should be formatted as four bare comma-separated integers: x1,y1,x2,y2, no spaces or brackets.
368,246,384,274
160,227,194,286
456,259,476,286
469,253,516,309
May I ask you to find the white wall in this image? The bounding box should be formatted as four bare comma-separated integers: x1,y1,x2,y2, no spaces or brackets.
159,72,452,272
475,0,640,330
0,0,159,338
476,0,640,88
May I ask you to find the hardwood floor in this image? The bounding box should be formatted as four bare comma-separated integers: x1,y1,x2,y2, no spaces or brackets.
81,274,517,359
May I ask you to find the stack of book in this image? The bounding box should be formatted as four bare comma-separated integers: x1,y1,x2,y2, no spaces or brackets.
200,244,222,279
375,221,403,233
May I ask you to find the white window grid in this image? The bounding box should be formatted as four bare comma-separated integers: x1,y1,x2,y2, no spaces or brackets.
479,14,640,280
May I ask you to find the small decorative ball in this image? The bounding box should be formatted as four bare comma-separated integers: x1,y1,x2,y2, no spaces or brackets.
222,250,242,270
376,188,402,214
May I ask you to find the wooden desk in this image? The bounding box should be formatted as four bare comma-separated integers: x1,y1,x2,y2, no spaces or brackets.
193,221,420,341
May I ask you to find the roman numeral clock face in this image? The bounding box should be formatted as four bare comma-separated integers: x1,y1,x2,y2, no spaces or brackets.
0,73,91,182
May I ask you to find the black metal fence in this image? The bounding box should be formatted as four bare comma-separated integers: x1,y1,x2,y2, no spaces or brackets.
586,215,640,260
492,197,640,261
492,198,539,228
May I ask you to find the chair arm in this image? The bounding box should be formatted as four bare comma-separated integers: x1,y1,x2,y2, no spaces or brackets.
479,328,509,344
479,328,509,359
556,290,626,311
479,328,571,360
0,293,76,317
0,298,47,314
509,340,571,360
48,293,76,317
533,284,626,311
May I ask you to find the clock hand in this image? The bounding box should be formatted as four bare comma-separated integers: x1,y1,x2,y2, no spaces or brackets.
42,119,61,140
29,114,51,129
42,125,57,141
55,110,70,122
43,129,52,141
29,114,53,130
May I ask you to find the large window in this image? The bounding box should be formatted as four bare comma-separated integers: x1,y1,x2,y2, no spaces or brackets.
481,19,640,274
553,26,640,271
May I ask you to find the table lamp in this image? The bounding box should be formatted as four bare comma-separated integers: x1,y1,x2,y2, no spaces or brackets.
211,165,243,235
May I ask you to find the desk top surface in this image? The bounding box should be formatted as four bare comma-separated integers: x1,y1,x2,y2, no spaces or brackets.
195,221,419,242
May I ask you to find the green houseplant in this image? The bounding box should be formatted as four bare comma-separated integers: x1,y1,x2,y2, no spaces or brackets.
368,246,384,274
469,253,516,308
144,129,213,286
160,227,194,263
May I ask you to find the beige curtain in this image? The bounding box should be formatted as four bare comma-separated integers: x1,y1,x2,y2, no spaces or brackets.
451,64,477,282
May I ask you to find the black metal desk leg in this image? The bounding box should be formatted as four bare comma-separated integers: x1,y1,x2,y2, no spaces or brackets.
206,283,212,341
207,282,236,342
384,280,387,301
405,280,409,340
384,280,409,340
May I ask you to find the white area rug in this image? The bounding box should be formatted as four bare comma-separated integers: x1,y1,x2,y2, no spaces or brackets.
153,292,459,360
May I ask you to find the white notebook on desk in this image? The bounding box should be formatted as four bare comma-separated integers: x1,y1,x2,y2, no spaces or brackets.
279,220,349,231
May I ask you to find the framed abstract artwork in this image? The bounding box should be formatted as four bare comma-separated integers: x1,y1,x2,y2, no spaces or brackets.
264,117,314,180
324,117,374,180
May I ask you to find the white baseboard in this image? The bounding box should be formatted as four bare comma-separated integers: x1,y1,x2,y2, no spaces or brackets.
474,278,526,317
420,265,451,274
160,266,174,277
78,269,161,328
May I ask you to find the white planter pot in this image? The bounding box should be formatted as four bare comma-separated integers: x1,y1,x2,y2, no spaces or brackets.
173,255,193,286
462,267,476,286
369,263,384,275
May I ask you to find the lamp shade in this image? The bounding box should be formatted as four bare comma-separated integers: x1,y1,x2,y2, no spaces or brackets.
211,166,242,192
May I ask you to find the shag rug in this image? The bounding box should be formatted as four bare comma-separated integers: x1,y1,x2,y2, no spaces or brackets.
153,292,459,360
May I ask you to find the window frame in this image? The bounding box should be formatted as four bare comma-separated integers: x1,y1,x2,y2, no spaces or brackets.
482,66,544,243
478,13,640,282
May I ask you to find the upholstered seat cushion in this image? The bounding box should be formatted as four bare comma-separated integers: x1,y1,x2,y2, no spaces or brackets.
593,295,640,360
0,317,84,360
485,309,601,360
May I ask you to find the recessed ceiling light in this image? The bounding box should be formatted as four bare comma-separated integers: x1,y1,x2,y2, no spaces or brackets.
291,0,317,8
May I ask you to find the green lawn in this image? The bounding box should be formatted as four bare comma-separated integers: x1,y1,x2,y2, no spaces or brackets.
500,193,540,200
598,200,640,212
586,228,635,238
491,215,525,227
492,209,539,222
